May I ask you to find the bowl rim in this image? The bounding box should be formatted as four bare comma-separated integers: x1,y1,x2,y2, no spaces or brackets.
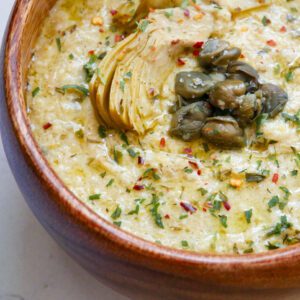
3,0,300,276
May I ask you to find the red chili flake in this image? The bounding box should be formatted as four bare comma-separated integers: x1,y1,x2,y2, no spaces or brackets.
99,28,105,33
110,9,117,16
272,173,279,184
164,214,170,219
280,26,287,33
197,169,202,176
267,40,277,47
88,50,95,55
171,39,180,45
202,207,207,212
193,41,204,49
177,58,186,66
183,9,190,18
188,161,199,169
133,184,145,191
148,88,155,97
183,148,192,155
138,156,145,165
240,53,245,59
223,201,231,211
193,49,200,57
160,137,166,147
43,122,52,130
115,34,125,43
180,202,197,214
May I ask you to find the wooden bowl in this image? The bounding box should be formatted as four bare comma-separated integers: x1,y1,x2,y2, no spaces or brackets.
1,1,300,299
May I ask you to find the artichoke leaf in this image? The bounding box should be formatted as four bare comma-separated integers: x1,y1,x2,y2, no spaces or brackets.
90,32,138,127
91,7,214,134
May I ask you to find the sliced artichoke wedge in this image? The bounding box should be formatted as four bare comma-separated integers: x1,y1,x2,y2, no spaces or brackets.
90,7,214,134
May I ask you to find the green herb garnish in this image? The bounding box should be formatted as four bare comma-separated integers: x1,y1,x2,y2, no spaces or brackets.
32,87,40,98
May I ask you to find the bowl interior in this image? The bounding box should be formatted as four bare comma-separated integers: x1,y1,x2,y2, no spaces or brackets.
3,0,300,290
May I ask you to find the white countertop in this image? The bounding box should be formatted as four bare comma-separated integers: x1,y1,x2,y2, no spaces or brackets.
0,1,126,299
1,1,300,300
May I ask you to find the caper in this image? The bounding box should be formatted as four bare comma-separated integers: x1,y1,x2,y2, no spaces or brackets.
209,80,247,110
170,101,213,141
199,39,241,68
199,39,229,67
201,116,246,148
232,92,263,128
175,71,214,100
213,47,242,66
227,61,259,82
261,83,288,118
209,71,227,84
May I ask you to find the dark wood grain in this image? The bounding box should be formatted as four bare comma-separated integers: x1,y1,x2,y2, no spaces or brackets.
1,1,300,299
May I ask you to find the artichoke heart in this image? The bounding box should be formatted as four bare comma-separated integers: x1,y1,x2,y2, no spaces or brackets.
90,7,214,134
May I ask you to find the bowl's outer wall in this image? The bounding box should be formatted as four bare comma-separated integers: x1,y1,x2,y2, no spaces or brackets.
2,1,300,300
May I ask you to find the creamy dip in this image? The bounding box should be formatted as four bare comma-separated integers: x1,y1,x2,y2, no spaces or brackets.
27,0,300,254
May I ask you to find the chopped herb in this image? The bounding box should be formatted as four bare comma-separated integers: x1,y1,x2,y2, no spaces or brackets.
279,186,291,199
98,125,107,138
89,194,101,200
98,52,107,60
124,71,132,80
137,19,150,32
56,85,89,96
68,53,74,60
143,168,160,181
127,148,138,158
165,10,173,18
268,195,280,209
256,113,268,136
111,206,122,219
198,187,208,196
32,87,40,98
291,170,298,176
265,241,282,250
150,194,164,228
266,215,292,237
246,173,266,183
106,178,114,187
128,204,140,215
179,214,188,220
83,54,97,82
56,37,62,52
203,143,210,152
181,0,189,8
113,221,122,227
114,147,123,164
219,215,228,228
120,79,125,92
184,167,193,173
245,209,252,224
181,240,189,248
100,171,106,178
285,71,294,82
273,64,281,75
282,110,300,128
262,16,271,26
120,132,129,145
75,129,84,139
